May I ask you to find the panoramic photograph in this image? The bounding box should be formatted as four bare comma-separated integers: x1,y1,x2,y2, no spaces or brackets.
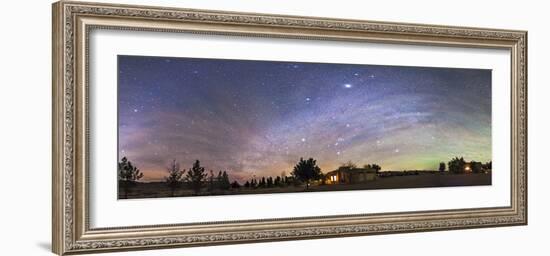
117,55,492,199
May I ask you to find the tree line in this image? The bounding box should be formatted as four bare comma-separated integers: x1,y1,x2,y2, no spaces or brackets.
118,155,490,198
118,156,383,198
439,157,492,173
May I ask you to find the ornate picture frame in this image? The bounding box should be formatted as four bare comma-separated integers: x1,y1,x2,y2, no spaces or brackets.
52,1,527,255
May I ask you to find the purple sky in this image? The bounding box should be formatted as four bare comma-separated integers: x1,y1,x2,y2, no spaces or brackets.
118,55,491,182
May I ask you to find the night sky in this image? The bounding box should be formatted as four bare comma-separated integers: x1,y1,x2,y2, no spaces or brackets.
118,55,492,182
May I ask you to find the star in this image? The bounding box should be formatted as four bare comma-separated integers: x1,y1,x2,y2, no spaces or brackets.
118,55,492,183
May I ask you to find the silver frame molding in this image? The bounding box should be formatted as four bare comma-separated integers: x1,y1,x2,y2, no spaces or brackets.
52,1,527,255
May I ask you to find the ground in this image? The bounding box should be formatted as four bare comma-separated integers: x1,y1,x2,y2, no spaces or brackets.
119,172,491,199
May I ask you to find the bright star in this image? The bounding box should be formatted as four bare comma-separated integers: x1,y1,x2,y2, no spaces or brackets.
133,109,138,113
301,138,306,142
344,84,353,88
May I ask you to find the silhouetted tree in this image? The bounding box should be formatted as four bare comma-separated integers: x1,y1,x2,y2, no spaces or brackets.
284,176,291,186
231,181,241,189
165,160,184,197
280,171,288,187
341,161,357,169
217,171,223,189
244,181,251,188
259,177,266,188
185,160,207,195
470,161,483,173
118,157,144,199
439,162,446,172
483,161,492,171
448,157,466,173
292,157,322,190
207,170,215,192
267,177,273,187
220,171,231,190
364,164,382,173
274,176,281,187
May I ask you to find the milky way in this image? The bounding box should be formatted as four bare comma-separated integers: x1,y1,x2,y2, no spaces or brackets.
118,55,491,182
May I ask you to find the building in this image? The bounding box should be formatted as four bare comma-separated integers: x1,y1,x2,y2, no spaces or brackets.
325,167,377,185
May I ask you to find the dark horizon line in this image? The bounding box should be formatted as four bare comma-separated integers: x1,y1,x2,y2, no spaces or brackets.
129,169,491,183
